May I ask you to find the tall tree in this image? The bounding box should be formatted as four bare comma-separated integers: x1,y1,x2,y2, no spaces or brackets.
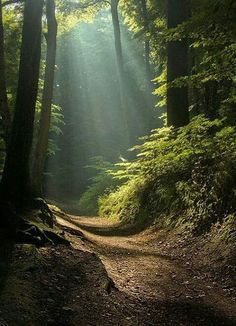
0,0,11,144
167,0,190,127
32,0,57,196
111,0,124,77
0,0,43,204
139,0,152,83
110,0,131,147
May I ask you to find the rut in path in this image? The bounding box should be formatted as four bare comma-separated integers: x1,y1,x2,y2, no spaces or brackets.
57,215,236,326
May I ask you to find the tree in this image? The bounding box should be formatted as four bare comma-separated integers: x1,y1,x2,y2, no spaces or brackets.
111,0,134,147
0,0,11,144
0,0,44,204
167,0,190,127
111,0,124,77
139,0,152,83
32,0,57,197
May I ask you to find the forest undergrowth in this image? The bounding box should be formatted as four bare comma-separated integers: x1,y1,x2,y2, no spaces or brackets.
75,115,236,274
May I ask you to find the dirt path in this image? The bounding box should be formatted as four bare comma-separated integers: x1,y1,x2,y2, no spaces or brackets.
57,215,236,326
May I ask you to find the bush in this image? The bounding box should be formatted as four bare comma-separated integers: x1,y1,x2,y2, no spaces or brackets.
77,157,120,215
99,116,236,231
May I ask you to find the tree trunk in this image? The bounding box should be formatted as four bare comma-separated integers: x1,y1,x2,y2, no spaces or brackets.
167,0,190,128
0,0,11,144
32,0,57,197
110,0,131,147
111,0,124,78
204,81,218,119
140,0,152,83
0,0,43,204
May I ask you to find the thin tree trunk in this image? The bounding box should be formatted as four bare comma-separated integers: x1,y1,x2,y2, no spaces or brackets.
139,0,156,131
204,81,218,119
111,0,124,78
140,0,152,83
0,0,11,144
0,0,43,204
167,0,190,128
32,0,57,197
110,0,131,147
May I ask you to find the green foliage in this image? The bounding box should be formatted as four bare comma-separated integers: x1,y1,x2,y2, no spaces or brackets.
150,0,236,116
77,157,120,215
47,104,64,156
56,0,106,34
99,177,146,221
120,0,166,66
3,4,22,111
99,116,236,232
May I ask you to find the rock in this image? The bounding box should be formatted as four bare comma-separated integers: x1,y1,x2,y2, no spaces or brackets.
62,307,74,314
105,277,117,294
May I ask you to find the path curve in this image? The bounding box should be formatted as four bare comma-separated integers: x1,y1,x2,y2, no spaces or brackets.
57,215,236,326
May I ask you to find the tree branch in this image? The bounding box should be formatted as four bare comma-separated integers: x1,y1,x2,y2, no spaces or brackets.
2,0,24,7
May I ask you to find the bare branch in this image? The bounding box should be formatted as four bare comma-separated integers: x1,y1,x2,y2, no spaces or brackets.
2,0,24,7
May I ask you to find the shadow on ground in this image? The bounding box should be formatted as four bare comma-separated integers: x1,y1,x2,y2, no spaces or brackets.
69,216,156,237
0,230,14,324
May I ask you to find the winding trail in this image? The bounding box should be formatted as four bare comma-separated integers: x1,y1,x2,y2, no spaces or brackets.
57,215,236,326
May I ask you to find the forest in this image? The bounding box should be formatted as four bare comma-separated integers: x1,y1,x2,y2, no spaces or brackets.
0,0,235,325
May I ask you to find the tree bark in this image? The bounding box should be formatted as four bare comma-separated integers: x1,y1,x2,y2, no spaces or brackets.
0,0,11,144
0,0,43,204
140,0,152,84
167,0,190,128
32,0,57,197
111,0,124,78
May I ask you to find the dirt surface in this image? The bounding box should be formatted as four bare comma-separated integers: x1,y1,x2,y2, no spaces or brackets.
57,215,236,325
0,214,235,325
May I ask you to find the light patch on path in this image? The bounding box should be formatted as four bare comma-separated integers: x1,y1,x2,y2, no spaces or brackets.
57,215,236,322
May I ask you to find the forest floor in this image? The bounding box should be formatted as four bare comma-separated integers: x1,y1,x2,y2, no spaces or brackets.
0,212,235,325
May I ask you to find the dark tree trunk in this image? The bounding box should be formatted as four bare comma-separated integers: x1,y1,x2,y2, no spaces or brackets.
32,0,57,197
0,0,11,144
167,0,190,127
139,0,156,131
140,0,152,83
204,81,218,119
0,0,43,204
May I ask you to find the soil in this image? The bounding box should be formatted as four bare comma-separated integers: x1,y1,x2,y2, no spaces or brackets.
0,213,235,326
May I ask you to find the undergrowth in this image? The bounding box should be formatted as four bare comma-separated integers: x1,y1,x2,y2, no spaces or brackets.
77,157,119,215
99,115,236,235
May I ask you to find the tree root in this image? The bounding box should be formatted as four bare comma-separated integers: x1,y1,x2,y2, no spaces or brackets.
0,199,70,247
16,219,70,247
31,197,55,228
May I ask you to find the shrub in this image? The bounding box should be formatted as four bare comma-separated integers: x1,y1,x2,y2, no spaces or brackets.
78,157,120,215
99,116,236,231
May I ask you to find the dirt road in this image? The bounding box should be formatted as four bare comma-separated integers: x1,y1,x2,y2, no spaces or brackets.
57,215,236,326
